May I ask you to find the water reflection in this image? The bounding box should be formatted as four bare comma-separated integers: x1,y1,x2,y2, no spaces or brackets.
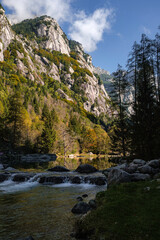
14,156,113,171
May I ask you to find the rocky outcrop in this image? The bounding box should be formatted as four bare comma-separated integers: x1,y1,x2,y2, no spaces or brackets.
36,16,70,55
0,8,14,61
0,7,113,117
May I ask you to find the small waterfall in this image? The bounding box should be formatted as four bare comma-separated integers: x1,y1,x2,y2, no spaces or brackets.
0,171,107,194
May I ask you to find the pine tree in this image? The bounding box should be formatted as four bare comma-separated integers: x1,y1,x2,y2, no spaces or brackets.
130,34,157,159
38,104,56,153
110,65,129,157
8,92,26,150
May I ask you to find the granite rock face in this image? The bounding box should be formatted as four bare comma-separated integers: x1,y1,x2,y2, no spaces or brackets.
0,8,14,61
0,11,112,117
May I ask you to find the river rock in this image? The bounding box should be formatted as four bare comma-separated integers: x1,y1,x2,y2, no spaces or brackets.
86,177,107,186
77,196,83,202
39,176,65,184
24,237,34,240
125,163,138,174
131,173,151,182
138,165,156,175
0,173,9,182
107,169,132,185
71,202,90,214
13,173,34,182
47,166,70,172
102,168,113,178
103,164,127,177
5,167,17,172
132,159,146,165
148,159,160,169
75,164,97,173
89,199,96,209
71,176,82,184
153,173,160,179
82,194,88,198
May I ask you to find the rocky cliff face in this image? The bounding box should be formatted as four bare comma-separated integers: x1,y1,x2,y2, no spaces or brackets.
0,8,14,61
35,16,70,55
0,11,111,117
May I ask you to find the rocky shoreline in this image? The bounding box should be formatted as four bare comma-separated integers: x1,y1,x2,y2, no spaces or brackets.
72,158,160,239
103,158,160,185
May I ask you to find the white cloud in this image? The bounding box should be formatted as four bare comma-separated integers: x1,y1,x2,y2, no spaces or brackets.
69,8,114,52
2,0,72,23
2,0,114,53
142,26,151,35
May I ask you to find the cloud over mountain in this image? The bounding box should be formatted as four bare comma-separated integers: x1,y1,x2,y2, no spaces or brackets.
2,0,114,53
69,8,113,52
2,0,72,23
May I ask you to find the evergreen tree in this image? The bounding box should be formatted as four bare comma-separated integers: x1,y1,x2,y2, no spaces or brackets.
8,92,26,150
130,34,157,159
38,104,56,153
110,65,129,157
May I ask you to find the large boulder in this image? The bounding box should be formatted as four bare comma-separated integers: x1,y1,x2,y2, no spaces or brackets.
71,202,90,214
71,176,82,184
132,159,146,165
125,163,138,174
102,168,113,178
85,176,107,186
47,166,69,172
75,164,97,173
107,169,132,185
138,165,156,175
131,173,151,182
39,176,65,184
103,164,128,177
13,173,34,182
148,159,160,169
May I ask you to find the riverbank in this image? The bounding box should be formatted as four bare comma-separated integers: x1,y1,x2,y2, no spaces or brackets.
75,179,160,240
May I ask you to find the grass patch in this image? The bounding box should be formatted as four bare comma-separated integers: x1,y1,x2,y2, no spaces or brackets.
76,180,160,240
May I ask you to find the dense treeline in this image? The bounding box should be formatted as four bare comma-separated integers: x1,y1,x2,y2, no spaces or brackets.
111,32,160,160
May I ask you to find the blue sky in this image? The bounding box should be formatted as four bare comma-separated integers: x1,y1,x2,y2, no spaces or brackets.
1,0,160,73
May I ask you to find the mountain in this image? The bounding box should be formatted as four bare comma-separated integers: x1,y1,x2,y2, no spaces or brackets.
94,67,134,113
3,14,111,116
0,8,112,154
93,67,114,96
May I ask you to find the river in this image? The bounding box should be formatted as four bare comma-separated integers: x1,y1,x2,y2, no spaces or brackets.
0,157,110,240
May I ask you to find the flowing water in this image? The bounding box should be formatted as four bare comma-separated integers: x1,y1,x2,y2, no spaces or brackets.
0,157,110,240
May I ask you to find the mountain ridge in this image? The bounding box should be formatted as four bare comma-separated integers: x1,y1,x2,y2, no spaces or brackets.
0,8,112,154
